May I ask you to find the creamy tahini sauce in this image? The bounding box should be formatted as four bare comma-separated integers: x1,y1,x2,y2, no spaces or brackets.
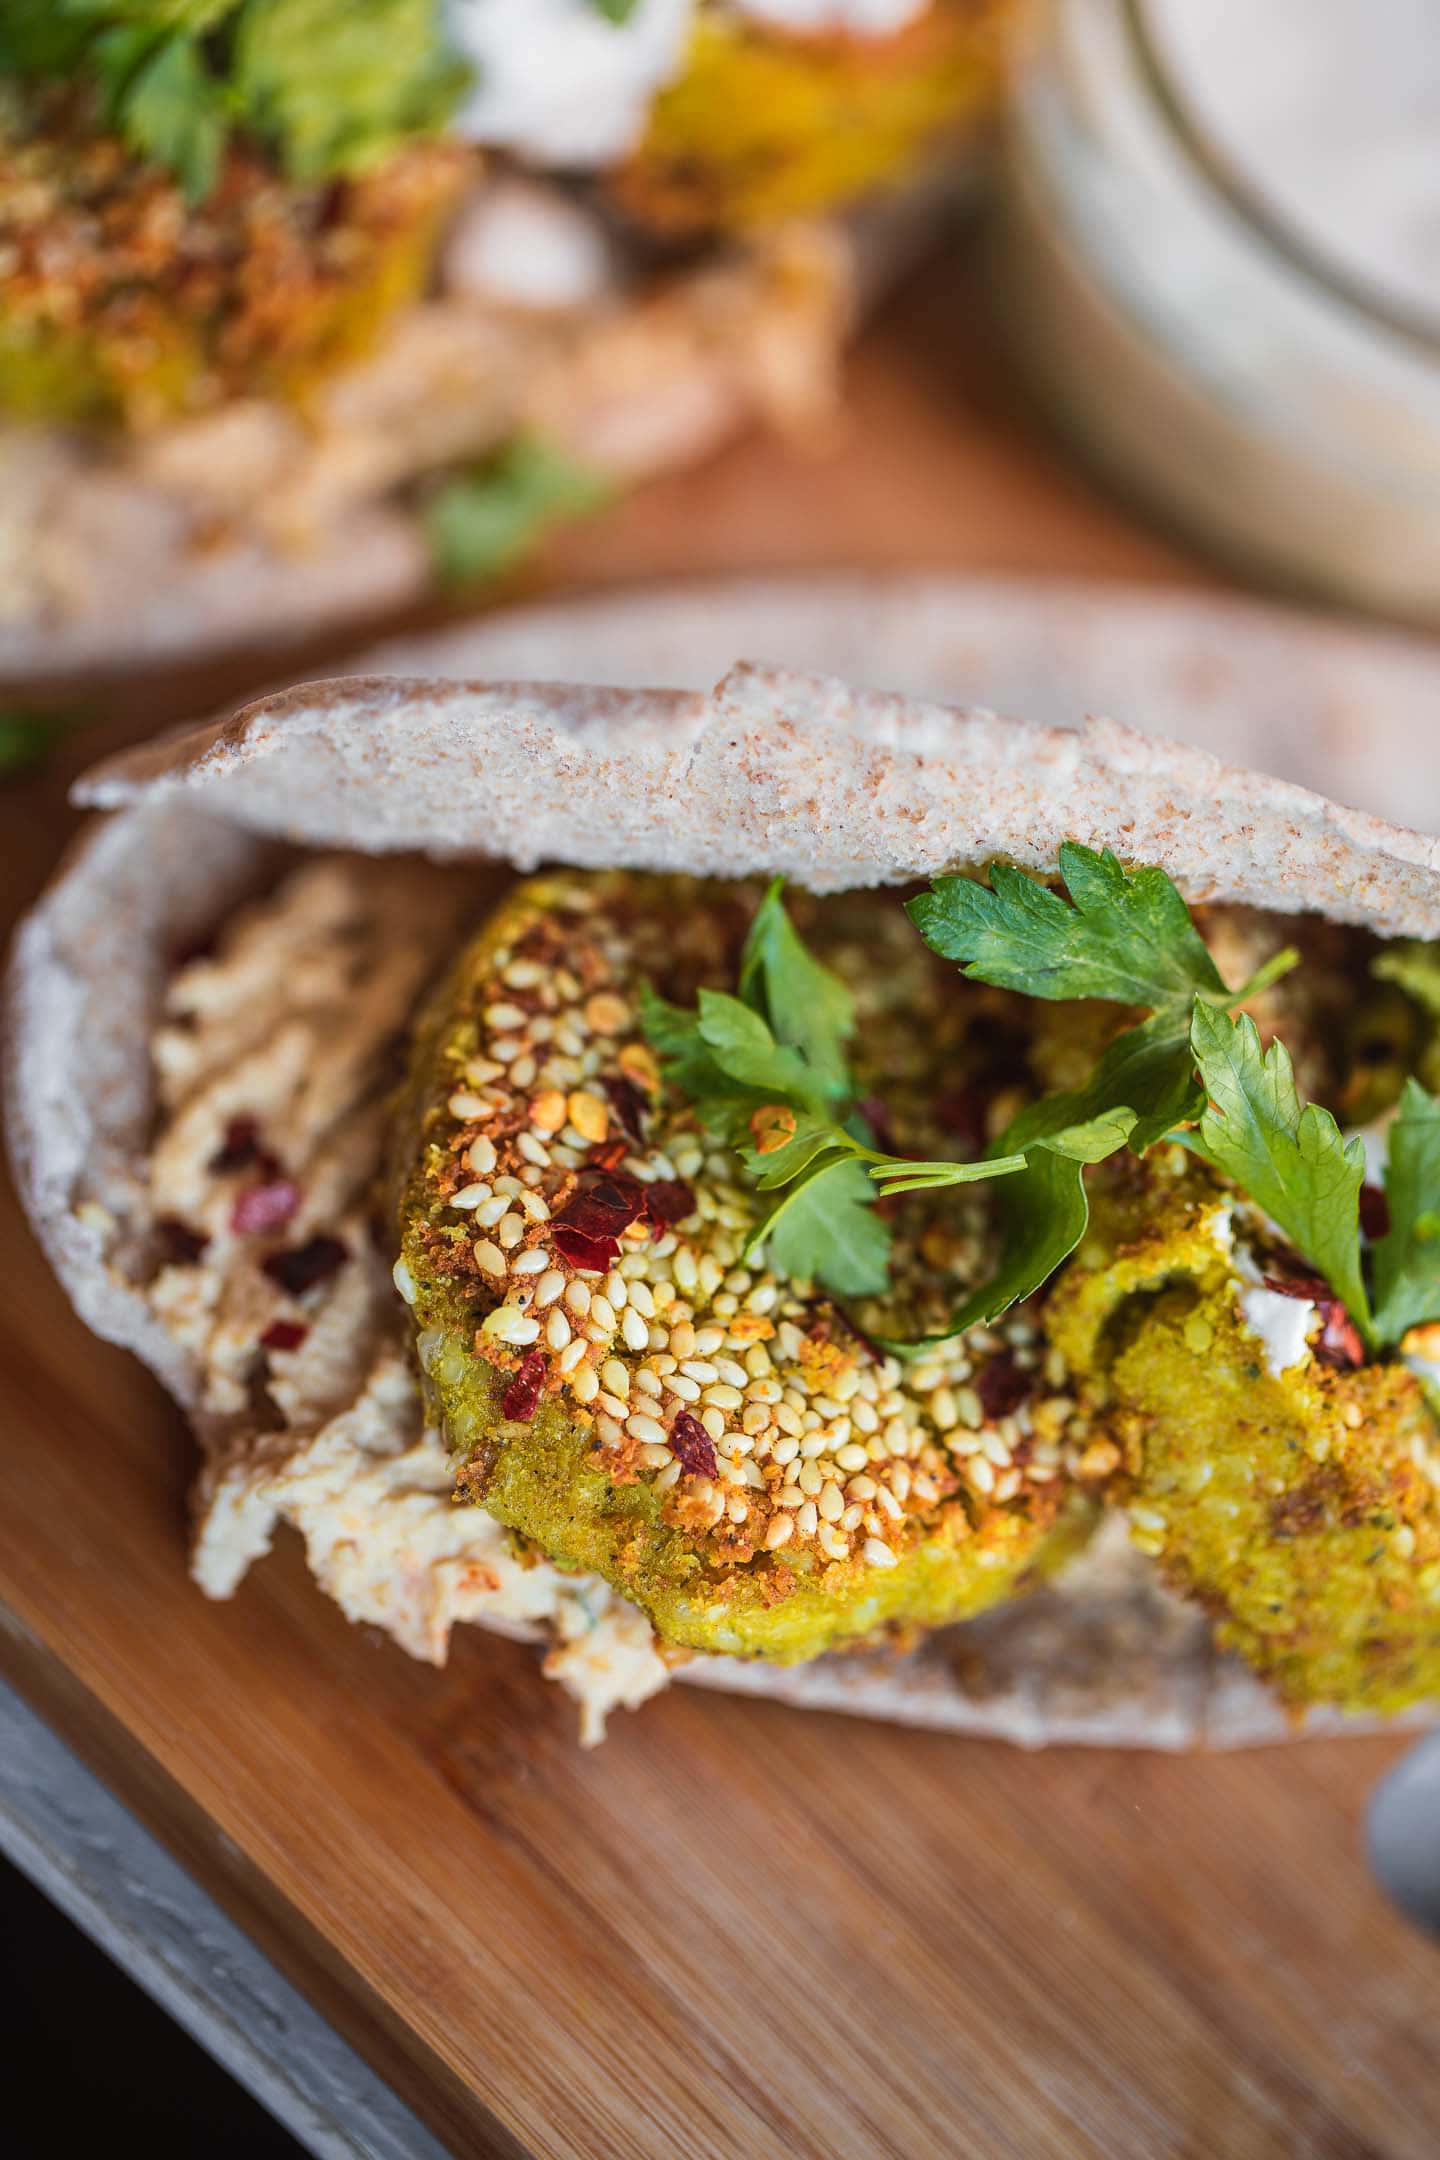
447,0,934,166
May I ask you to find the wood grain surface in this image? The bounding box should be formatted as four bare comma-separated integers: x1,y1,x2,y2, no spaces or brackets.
4,246,1440,2160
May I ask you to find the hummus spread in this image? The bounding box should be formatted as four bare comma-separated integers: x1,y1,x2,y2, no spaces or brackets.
146,857,671,1741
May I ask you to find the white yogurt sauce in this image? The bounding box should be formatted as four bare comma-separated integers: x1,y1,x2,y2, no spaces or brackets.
1239,1285,1315,1376
738,0,929,31
443,179,617,308
446,0,934,167
448,0,693,167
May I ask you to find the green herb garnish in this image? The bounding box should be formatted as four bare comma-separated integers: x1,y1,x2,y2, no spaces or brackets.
424,437,613,591
4,0,469,200
640,882,1026,1299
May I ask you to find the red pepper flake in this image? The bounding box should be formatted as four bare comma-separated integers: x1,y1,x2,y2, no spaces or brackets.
977,1349,1032,1421
260,1319,308,1353
231,1179,302,1235
602,1074,648,1144
586,1138,630,1172
553,1225,622,1272
644,1178,695,1229
934,1089,988,1156
1262,1276,1367,1369
156,1216,208,1265
1315,1303,1366,1370
209,1116,265,1173
502,1350,547,1422
1360,1184,1391,1240
669,1410,718,1480
551,1169,652,1269
261,1235,347,1296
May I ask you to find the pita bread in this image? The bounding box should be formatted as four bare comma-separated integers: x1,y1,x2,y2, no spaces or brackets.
13,658,1440,1745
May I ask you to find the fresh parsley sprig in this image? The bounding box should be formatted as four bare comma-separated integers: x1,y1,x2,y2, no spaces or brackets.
639,881,1024,1299
915,843,1440,1363
906,844,1300,1342
5,0,469,200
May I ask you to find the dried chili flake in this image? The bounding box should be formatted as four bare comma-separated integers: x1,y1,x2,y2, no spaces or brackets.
260,1319,308,1353
231,1179,302,1235
1315,1303,1366,1370
502,1351,547,1422
156,1216,208,1265
1261,1276,1367,1370
209,1116,264,1173
587,1139,629,1173
262,1235,347,1296
669,1410,718,1480
602,1074,648,1144
553,1225,622,1272
1360,1184,1391,1241
933,1089,988,1156
644,1179,695,1229
977,1348,1031,1421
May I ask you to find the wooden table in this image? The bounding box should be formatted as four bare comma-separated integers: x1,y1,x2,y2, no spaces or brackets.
4,248,1439,2160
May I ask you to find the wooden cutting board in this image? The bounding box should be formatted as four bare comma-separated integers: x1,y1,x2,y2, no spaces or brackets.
4,251,1440,2160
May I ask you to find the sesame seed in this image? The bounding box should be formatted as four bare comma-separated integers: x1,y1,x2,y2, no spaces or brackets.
520,1190,550,1223
558,1336,586,1372
511,1248,549,1276
474,1194,510,1228
516,1133,550,1169
638,1441,674,1471
590,1295,617,1333
496,1213,525,1250
665,1373,701,1403
533,1269,566,1308
568,1091,609,1143
510,1056,537,1090
602,1359,631,1398
604,1271,629,1310
448,1090,488,1119
545,1309,571,1351
571,1365,599,1404
565,1281,592,1316
797,1501,819,1537
700,1407,726,1442
703,1384,744,1412
764,1515,794,1550
450,1183,491,1210
621,1307,649,1352
818,1523,850,1562
392,1257,416,1304
839,1504,864,1532
836,1442,869,1473
472,1239,506,1276
863,1538,898,1570
529,1089,568,1134
875,1487,903,1521
818,1481,844,1522
482,1306,539,1345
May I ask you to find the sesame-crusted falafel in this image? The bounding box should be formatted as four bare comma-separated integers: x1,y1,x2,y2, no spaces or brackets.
392,871,1098,1661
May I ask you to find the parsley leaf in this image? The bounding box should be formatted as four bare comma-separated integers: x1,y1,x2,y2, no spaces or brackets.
586,0,643,20
425,437,612,590
642,885,1026,1299
1372,1079,1440,1344
0,706,86,778
1189,1001,1374,1348
908,842,1226,1013
1374,940,1440,1021
748,1155,891,1298
738,878,854,1101
100,29,230,201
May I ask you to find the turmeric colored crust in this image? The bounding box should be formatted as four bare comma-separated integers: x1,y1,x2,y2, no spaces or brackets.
0,89,472,430
1049,1158,1440,1714
608,0,1023,237
393,871,1094,1662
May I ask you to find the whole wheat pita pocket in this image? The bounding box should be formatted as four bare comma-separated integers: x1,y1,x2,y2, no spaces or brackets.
11,660,1440,1743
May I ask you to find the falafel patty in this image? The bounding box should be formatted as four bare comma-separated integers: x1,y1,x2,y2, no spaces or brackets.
1048,1155,1440,1713
393,872,1098,1661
